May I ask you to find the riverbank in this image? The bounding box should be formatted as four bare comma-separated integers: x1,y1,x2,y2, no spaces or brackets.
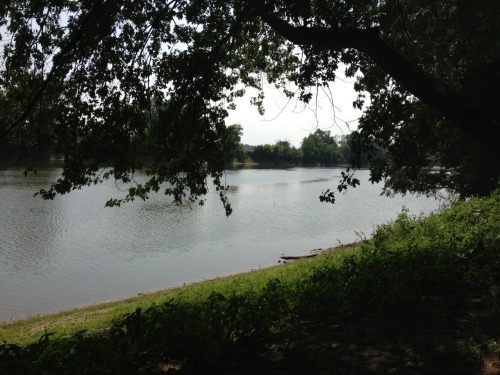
0,243,358,346
1,193,499,374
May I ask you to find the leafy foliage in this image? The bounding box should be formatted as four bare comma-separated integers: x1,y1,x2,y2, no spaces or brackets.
251,141,301,164
1,0,499,209
300,129,342,166
241,131,374,168
352,1,500,198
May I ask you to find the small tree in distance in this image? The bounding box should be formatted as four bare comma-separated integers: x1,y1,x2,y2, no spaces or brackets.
301,129,342,166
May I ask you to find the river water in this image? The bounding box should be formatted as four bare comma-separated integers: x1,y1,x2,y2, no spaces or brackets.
0,167,445,321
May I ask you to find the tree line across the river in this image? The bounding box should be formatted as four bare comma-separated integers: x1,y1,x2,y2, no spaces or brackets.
0,119,378,168
224,125,383,167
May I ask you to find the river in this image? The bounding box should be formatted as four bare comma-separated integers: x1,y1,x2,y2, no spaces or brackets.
0,167,445,321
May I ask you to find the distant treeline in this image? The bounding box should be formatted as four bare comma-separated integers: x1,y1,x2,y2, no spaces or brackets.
233,129,384,167
0,114,382,169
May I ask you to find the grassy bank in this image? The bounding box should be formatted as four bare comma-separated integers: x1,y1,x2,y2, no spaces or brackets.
1,192,499,374
0,244,358,347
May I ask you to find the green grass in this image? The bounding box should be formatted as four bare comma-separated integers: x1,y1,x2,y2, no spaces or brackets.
1,192,499,374
0,245,358,347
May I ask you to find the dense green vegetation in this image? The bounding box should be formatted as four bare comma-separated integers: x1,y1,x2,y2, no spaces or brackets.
231,130,378,167
1,192,498,374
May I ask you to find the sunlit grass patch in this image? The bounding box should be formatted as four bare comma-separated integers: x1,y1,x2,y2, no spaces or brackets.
0,244,358,346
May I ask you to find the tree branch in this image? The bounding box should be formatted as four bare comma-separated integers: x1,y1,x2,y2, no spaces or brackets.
254,6,499,156
0,1,115,141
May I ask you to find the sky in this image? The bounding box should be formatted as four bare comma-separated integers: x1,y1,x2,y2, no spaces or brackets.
226,75,363,148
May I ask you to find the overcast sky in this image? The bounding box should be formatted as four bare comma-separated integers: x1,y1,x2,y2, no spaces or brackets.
226,75,363,147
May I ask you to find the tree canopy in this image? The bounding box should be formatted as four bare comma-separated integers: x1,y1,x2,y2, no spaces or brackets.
1,0,499,211
301,129,341,166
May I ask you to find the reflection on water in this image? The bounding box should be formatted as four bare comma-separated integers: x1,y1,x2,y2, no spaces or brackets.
0,167,445,321
300,178,332,184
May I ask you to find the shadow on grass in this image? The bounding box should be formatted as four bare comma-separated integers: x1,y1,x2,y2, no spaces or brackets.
149,296,499,375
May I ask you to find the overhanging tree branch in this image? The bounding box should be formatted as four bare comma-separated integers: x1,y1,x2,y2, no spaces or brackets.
252,6,499,156
0,1,115,141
